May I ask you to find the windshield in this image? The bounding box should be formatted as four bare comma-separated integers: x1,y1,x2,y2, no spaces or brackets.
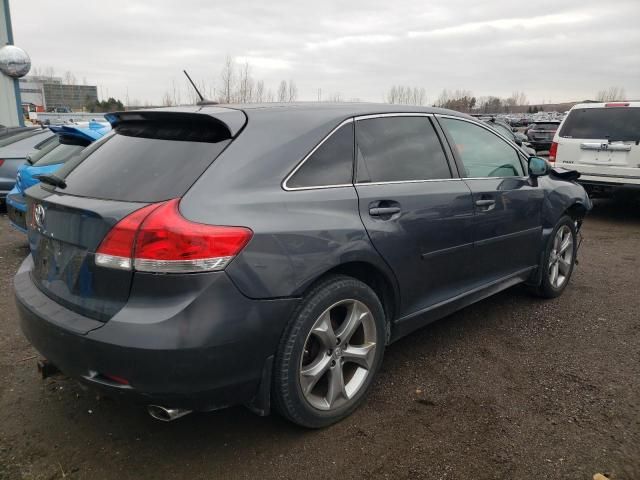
559,108,640,141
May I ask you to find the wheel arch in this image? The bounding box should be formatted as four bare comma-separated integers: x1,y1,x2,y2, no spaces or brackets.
297,260,400,337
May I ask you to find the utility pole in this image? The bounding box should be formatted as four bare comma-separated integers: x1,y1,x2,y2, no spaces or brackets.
0,0,29,126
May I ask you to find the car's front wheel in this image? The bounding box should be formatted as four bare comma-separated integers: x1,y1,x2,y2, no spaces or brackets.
273,275,386,428
534,215,577,298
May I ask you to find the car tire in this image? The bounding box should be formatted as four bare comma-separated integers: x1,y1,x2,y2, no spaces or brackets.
533,215,577,299
272,275,386,428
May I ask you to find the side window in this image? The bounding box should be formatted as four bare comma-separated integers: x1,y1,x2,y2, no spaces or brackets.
441,118,524,178
286,122,354,189
355,116,451,183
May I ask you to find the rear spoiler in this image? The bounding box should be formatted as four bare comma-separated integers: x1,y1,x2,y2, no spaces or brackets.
105,110,243,143
49,124,111,146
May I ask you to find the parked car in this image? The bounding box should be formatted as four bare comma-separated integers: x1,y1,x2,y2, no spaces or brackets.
6,121,111,232
0,125,37,141
15,104,590,428
483,118,536,155
549,102,640,196
0,128,55,204
526,121,561,152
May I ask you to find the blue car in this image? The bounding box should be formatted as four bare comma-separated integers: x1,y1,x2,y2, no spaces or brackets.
6,121,111,232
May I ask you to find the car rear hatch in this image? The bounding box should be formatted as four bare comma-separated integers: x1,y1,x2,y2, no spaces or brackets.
555,105,640,180
530,123,558,142
25,108,246,323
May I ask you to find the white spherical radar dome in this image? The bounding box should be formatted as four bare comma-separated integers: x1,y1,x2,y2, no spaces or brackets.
0,45,31,78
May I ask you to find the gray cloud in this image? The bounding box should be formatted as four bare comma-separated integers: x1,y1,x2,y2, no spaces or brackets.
10,0,640,105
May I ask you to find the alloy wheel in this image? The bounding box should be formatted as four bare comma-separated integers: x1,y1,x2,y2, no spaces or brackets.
548,225,574,289
299,299,377,411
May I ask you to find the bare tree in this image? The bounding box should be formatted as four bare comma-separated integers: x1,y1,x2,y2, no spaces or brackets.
387,85,427,105
265,88,275,102
44,66,56,80
277,80,288,102
162,91,175,107
288,79,298,102
220,55,236,103
596,86,627,102
255,80,265,103
63,71,76,85
238,62,254,103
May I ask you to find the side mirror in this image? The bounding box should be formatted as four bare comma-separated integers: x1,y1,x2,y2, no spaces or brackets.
512,127,518,132
528,156,549,177
515,138,523,146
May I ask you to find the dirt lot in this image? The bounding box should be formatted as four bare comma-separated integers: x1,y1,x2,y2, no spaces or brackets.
0,198,639,480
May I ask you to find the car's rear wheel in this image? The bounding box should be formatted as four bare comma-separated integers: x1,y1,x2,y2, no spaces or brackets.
534,215,577,298
273,275,386,428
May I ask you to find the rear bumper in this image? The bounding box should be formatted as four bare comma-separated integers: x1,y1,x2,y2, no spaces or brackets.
578,174,640,187
15,255,298,411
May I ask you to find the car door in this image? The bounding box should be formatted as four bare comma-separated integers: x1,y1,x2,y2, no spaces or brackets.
437,116,544,284
354,114,475,318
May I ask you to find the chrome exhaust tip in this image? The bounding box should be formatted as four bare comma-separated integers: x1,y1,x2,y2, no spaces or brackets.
147,405,192,422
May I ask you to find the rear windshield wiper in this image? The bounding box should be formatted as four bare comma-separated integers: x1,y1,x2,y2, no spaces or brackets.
36,174,67,189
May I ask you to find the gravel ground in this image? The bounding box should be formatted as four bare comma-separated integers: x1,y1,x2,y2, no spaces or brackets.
0,197,638,480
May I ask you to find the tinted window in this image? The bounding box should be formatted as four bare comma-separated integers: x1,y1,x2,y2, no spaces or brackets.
27,136,60,163
356,116,451,183
559,108,640,141
441,118,524,178
287,122,354,188
531,123,559,130
0,129,41,147
57,134,230,202
495,123,516,140
34,143,86,166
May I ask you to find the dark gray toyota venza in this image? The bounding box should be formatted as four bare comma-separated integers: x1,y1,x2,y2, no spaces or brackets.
15,103,591,427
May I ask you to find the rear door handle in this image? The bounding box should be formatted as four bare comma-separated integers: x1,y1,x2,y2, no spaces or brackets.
369,206,401,216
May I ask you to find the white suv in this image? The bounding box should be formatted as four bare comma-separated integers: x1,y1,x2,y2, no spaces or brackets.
549,102,640,195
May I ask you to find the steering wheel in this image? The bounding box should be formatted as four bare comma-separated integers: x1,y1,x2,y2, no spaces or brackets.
488,163,519,177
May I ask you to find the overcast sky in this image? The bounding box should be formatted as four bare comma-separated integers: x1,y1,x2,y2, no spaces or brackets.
10,0,640,105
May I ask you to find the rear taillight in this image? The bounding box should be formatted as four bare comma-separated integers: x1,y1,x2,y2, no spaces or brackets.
605,102,629,107
548,141,558,163
95,199,253,273
0,159,4,167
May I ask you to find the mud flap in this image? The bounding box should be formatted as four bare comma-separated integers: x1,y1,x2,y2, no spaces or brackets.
245,355,273,416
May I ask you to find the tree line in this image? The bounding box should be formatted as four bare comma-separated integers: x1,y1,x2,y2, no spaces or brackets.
387,85,629,113
28,64,631,111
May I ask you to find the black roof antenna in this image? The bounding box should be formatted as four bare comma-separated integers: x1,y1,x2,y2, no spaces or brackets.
183,70,218,106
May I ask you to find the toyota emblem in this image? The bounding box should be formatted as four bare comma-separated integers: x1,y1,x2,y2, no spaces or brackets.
34,204,46,229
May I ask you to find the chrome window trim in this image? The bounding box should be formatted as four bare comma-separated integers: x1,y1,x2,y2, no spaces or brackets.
355,112,435,121
354,112,460,184
355,178,462,187
282,118,355,191
282,112,450,191
436,114,530,178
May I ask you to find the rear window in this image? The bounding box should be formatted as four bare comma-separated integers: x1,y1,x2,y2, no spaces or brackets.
531,123,559,130
34,143,86,167
27,136,60,163
57,133,230,202
559,108,640,141
0,129,40,147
